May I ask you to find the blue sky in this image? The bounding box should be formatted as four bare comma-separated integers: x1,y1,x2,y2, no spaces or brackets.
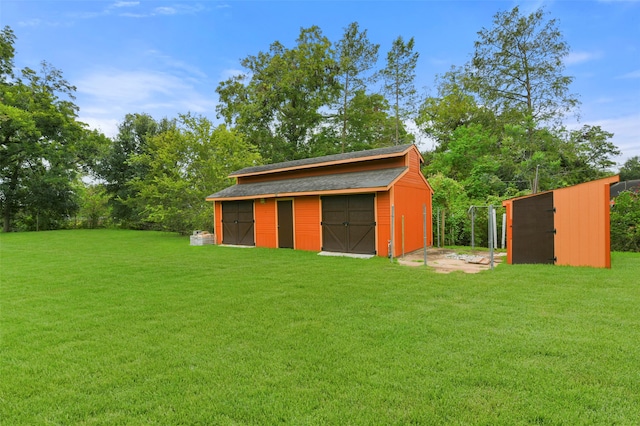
2,0,639,167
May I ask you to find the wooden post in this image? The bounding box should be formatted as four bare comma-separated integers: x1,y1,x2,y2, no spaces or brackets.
423,204,427,266
390,206,395,262
402,215,405,258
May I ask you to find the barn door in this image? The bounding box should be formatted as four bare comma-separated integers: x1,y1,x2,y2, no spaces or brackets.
221,200,255,246
322,194,376,255
512,192,555,264
277,200,294,249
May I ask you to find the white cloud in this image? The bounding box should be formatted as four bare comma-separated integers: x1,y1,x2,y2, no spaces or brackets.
155,7,177,15
18,18,42,27
77,69,190,103
75,67,217,137
69,1,204,20
111,1,139,8
145,50,208,79
220,68,245,80
565,51,603,65
118,3,206,18
586,113,640,167
118,13,148,18
80,117,120,138
619,69,640,79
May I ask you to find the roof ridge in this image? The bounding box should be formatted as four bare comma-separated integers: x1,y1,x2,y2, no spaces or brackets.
231,144,415,177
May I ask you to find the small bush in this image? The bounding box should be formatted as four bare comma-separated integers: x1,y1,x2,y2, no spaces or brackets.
610,189,640,252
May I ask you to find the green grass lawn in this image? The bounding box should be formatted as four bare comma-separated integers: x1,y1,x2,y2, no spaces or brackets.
1,230,639,424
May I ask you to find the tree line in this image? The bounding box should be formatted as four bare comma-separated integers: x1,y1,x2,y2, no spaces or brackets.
1,7,639,249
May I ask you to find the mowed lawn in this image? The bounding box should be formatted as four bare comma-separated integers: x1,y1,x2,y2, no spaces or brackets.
1,230,639,424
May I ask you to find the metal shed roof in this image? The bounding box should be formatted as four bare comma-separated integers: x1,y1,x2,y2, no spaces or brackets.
230,144,414,177
610,179,640,198
207,167,408,200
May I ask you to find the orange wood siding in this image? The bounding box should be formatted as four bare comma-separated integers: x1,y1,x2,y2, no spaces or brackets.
211,145,434,258
503,175,618,268
389,149,432,257
254,198,277,248
503,200,513,264
214,201,222,242
554,176,618,268
376,191,391,257
237,156,406,185
293,196,321,251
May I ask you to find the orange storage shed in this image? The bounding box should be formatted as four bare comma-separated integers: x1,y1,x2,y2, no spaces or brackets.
502,175,619,268
206,144,434,257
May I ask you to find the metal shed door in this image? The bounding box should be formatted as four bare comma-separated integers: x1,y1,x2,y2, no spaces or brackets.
322,194,376,255
221,200,255,246
512,192,555,264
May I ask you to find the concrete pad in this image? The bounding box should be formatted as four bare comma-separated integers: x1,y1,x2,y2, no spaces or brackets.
318,251,374,259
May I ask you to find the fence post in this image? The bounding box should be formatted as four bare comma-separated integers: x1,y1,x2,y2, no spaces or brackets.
501,212,506,249
492,207,498,249
441,209,446,247
488,205,495,270
390,205,395,263
436,208,440,248
402,215,405,258
471,206,475,251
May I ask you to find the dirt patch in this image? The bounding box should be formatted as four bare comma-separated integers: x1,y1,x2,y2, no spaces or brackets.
396,248,505,274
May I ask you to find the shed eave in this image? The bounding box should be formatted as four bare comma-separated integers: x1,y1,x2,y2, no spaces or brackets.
230,145,416,178
206,185,393,202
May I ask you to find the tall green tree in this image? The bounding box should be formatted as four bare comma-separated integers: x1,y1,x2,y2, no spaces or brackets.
379,36,419,145
469,6,578,127
334,22,380,152
417,68,498,152
77,184,110,229
0,26,15,80
610,190,640,252
564,125,620,180
309,91,407,156
216,26,340,162
97,113,174,227
619,156,640,181
127,114,261,233
424,123,505,199
1,26,95,231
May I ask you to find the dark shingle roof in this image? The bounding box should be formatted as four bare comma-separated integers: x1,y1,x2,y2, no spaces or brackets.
610,179,640,198
207,167,407,200
230,144,414,177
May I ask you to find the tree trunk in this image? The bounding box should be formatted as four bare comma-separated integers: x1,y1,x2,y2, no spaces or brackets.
3,207,10,233
3,168,19,232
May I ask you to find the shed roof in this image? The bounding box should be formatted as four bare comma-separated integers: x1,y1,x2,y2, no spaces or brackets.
207,167,408,201
610,179,640,198
230,144,415,177
502,175,620,206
